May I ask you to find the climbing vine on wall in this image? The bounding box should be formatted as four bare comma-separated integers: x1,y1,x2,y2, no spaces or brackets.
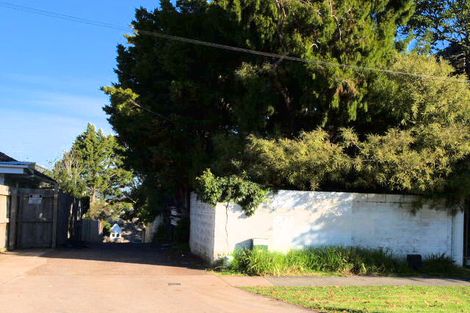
194,169,268,216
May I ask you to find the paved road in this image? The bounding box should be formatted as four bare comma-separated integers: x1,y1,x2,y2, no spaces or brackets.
0,244,310,313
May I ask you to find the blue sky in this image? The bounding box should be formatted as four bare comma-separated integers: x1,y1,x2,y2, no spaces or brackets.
0,0,160,167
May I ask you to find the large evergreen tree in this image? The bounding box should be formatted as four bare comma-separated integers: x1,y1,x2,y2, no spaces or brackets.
244,54,470,204
104,0,414,215
53,124,134,219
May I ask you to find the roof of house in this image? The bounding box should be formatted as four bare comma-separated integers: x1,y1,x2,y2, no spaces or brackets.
0,152,16,162
110,224,122,234
0,151,56,185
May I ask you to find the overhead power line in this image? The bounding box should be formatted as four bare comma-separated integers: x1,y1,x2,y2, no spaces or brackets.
129,99,172,121
0,1,469,84
0,1,126,31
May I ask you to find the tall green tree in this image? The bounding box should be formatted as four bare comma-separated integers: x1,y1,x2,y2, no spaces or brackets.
244,54,470,206
104,0,414,215
53,124,134,219
405,0,470,77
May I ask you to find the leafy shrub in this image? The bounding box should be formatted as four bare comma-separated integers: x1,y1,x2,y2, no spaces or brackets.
194,169,268,216
229,247,410,276
228,247,469,277
246,130,352,190
421,254,457,273
238,56,470,204
101,220,112,237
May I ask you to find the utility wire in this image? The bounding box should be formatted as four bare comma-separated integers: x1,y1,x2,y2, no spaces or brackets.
129,99,171,121
1,1,469,84
0,1,126,31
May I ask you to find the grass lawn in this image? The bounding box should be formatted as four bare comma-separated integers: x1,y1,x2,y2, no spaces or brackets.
245,286,470,313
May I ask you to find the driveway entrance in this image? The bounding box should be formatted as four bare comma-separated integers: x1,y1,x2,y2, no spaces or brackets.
0,244,310,313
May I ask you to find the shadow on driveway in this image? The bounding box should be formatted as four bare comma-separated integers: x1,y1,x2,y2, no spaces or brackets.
1,243,312,313
30,242,207,270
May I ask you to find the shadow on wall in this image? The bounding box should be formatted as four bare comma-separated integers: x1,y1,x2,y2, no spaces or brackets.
271,190,354,211
228,190,354,217
221,190,356,251
290,195,452,258
255,191,355,249
290,194,354,248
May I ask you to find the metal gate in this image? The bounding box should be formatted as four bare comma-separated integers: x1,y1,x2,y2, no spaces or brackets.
16,189,57,248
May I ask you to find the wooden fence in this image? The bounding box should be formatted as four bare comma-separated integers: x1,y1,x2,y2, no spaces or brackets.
0,185,12,251
0,185,86,250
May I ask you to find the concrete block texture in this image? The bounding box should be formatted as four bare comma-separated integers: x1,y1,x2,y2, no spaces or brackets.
190,191,465,265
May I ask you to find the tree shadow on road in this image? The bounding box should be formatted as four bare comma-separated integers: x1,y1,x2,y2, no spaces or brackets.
12,243,208,270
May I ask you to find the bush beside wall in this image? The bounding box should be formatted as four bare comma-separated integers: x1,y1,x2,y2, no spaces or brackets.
227,247,464,277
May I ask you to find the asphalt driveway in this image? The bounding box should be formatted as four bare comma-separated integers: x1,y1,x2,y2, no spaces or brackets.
0,244,310,313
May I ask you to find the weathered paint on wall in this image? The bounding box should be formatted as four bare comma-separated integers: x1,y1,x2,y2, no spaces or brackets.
190,191,465,266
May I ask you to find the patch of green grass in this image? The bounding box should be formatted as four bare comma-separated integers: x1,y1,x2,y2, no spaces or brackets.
246,286,470,313
224,247,470,278
227,247,408,276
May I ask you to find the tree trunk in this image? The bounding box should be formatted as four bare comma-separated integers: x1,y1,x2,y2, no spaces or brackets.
90,188,97,207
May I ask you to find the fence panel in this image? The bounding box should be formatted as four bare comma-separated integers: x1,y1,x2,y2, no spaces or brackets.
0,185,10,250
16,189,56,249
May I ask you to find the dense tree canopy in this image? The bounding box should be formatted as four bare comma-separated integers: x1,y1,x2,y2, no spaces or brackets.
244,55,470,204
104,0,470,216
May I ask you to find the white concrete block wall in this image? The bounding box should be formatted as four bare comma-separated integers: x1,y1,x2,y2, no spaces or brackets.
189,194,217,261
190,190,465,265
349,201,453,258
213,201,274,258
451,212,465,266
